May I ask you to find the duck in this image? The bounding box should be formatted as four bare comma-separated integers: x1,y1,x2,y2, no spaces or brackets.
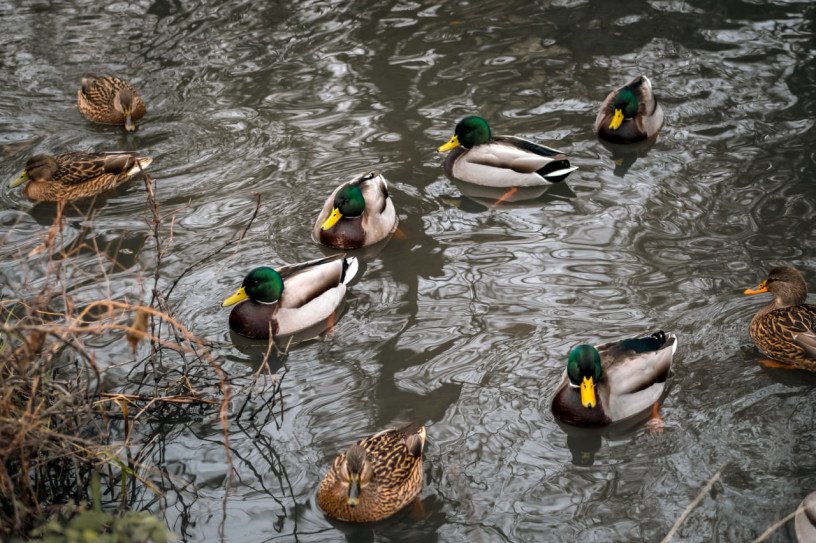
437,116,577,188
317,424,426,523
77,75,146,132
593,75,664,144
744,265,816,371
551,331,677,427
313,171,397,249
8,152,153,202
796,490,816,542
222,254,359,340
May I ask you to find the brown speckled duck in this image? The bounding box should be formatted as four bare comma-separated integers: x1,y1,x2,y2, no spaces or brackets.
744,265,816,371
317,424,426,523
313,171,397,249
551,331,677,427
8,152,152,202
594,75,664,144
77,75,146,132
222,254,359,340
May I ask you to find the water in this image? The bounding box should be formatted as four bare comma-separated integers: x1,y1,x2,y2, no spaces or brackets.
1,0,816,541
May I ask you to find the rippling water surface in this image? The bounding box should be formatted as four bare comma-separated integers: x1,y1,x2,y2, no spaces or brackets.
2,0,816,541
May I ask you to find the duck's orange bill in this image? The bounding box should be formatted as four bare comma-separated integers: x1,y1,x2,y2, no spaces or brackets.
580,376,596,408
609,108,625,130
438,135,460,152
744,281,768,295
321,208,343,231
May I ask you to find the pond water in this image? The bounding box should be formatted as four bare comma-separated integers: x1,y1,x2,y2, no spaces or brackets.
2,0,816,541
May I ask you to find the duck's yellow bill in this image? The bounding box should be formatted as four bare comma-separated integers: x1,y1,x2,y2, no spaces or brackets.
609,108,624,130
438,135,460,152
744,281,768,295
9,171,28,188
321,208,343,231
580,376,596,408
222,286,248,307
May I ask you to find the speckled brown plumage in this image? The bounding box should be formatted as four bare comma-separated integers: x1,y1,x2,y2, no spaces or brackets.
317,425,425,523
745,266,816,371
77,75,146,131
10,152,152,202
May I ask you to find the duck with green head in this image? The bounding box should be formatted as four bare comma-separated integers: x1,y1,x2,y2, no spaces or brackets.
437,116,577,188
744,265,816,371
313,171,397,249
551,331,677,427
317,424,426,523
9,152,153,202
594,75,664,144
77,75,146,132
222,254,359,340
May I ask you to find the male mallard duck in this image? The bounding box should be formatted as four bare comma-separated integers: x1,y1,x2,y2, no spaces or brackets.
551,331,677,427
222,254,359,340
77,75,146,132
594,75,664,144
317,424,426,523
796,490,816,542
437,116,577,188
744,265,816,371
313,171,397,249
9,152,153,202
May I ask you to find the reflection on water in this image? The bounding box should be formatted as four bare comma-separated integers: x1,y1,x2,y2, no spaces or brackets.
2,0,816,541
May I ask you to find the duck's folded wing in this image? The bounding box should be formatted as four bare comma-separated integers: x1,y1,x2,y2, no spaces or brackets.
275,285,346,336
57,153,141,185
279,258,344,308
605,347,672,397
476,138,568,173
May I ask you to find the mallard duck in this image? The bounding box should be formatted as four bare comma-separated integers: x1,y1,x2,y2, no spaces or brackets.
222,254,359,340
551,331,677,427
77,75,146,132
744,265,816,371
8,152,153,202
313,171,397,249
796,490,816,542
317,424,426,523
437,116,577,188
593,75,664,144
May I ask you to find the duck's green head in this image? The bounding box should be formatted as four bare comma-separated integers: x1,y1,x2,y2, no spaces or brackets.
566,345,603,409
222,266,284,307
321,183,365,231
609,88,639,130
438,116,492,152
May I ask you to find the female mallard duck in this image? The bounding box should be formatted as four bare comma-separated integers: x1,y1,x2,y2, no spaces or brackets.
317,424,426,523
551,331,677,427
8,152,153,202
744,265,816,371
77,75,146,132
313,171,397,249
222,254,359,340
593,75,664,144
437,116,577,188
